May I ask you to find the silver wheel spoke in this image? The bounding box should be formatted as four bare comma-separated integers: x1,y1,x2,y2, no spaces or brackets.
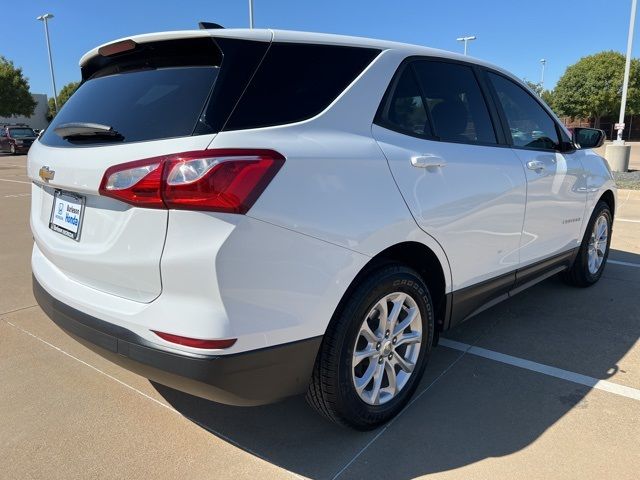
393,306,418,336
384,361,397,397
353,346,378,367
393,353,415,373
360,321,379,343
355,361,377,394
395,330,421,347
386,294,405,333
370,362,385,404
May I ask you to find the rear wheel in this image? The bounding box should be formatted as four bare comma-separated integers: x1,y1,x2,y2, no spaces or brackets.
563,201,612,287
307,264,434,430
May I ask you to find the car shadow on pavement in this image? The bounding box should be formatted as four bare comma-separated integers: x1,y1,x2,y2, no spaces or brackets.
153,249,640,479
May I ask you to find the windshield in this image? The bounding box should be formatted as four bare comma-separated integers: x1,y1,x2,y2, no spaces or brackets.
9,128,35,137
41,66,219,147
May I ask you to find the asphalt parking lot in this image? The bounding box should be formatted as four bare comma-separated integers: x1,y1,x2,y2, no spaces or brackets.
1,153,639,480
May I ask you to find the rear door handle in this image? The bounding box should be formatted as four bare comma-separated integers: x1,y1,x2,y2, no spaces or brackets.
527,160,545,171
411,155,447,168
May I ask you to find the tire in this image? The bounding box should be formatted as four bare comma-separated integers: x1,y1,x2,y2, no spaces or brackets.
563,200,612,287
306,264,434,430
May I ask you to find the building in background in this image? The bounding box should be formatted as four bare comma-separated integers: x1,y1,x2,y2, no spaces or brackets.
0,93,49,130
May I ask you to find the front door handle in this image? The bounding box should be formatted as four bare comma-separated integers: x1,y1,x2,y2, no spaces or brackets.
527,160,545,171
411,155,447,168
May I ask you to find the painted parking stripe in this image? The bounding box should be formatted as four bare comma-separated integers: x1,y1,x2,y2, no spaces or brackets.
0,178,31,184
608,259,640,269
618,218,640,223
2,193,30,198
439,338,640,401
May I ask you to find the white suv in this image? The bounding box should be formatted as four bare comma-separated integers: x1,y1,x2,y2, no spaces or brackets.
29,28,615,429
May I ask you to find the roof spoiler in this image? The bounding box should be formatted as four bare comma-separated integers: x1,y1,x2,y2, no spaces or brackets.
198,22,224,30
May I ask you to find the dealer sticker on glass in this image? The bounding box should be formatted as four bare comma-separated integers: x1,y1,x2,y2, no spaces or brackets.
49,190,85,241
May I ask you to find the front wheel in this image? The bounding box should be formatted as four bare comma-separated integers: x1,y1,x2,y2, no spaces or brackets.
306,264,434,430
563,201,612,287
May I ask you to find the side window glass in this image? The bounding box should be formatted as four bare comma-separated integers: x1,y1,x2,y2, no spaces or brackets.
412,61,497,144
377,66,428,136
488,72,560,150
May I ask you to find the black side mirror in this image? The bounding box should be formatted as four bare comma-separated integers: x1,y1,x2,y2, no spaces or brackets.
572,128,606,149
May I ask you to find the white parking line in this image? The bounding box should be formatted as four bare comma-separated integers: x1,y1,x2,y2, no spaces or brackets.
609,259,640,269
439,338,640,401
618,218,640,223
3,193,30,198
0,178,31,184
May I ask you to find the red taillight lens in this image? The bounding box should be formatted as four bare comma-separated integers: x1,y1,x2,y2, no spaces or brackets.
99,158,165,208
98,149,285,213
152,331,237,349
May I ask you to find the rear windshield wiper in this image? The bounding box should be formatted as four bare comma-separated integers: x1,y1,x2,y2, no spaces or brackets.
54,122,124,141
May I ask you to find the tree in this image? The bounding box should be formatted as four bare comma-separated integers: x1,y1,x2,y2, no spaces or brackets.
524,80,544,96
552,51,640,127
47,81,80,121
0,56,37,117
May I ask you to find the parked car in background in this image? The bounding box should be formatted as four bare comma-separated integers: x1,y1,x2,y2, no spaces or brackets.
28,28,615,430
0,124,38,154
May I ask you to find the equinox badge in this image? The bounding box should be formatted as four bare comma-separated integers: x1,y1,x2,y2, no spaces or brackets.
39,166,55,183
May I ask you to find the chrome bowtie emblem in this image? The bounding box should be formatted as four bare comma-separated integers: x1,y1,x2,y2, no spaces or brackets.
39,166,55,182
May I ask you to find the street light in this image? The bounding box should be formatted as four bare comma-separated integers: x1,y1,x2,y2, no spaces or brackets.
456,36,476,56
249,0,254,29
616,0,638,143
540,59,546,89
36,13,58,113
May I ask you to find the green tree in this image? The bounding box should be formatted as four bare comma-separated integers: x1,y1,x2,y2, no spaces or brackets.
524,80,543,96
47,81,80,121
552,51,640,127
0,56,37,117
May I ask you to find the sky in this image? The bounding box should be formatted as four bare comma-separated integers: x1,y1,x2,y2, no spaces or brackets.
2,0,639,100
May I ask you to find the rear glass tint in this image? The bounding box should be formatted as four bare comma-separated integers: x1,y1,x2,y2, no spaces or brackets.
41,66,218,147
223,43,380,131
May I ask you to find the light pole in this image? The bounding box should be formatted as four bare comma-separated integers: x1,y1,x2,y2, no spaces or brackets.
249,0,254,29
36,13,58,113
456,36,476,56
540,59,546,89
616,0,638,143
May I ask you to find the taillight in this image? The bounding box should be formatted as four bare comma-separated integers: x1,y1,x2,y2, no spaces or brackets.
152,330,237,349
99,149,285,213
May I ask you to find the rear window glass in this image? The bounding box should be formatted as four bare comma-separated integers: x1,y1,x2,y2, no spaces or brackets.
41,66,218,147
223,43,380,131
9,128,35,137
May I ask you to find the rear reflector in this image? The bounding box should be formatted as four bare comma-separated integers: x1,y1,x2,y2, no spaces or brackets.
99,149,285,213
152,331,237,349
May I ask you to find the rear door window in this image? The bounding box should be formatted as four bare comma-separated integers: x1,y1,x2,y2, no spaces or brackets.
223,43,380,131
412,61,497,144
487,72,560,150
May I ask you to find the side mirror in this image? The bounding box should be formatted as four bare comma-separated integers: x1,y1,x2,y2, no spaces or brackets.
572,127,606,149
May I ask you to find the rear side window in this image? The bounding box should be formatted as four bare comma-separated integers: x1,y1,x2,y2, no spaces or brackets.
488,72,560,150
223,43,380,131
41,67,218,147
412,61,496,144
375,65,428,136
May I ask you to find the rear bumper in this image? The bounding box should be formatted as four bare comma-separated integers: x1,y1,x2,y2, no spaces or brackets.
33,276,322,406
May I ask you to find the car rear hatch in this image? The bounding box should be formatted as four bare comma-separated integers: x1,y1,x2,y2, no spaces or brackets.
28,31,272,302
